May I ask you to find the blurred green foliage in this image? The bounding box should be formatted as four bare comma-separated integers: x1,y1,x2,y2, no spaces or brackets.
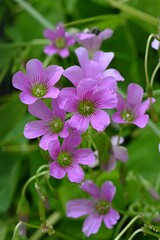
0,0,160,239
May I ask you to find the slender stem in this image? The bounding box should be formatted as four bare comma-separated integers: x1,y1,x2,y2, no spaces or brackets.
143,228,160,238
43,55,53,68
114,214,129,238
148,120,160,138
22,171,49,197
143,89,160,97
128,228,143,240
150,61,160,87
0,39,49,48
107,0,158,26
24,222,39,229
144,34,154,88
14,0,53,28
12,222,22,240
114,215,141,240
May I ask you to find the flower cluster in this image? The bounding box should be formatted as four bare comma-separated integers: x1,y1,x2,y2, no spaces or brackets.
12,23,155,237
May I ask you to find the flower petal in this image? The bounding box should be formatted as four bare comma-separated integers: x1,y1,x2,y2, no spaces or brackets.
90,110,110,131
59,48,69,58
126,83,143,111
20,92,37,105
104,68,124,81
44,65,64,86
133,114,149,128
68,113,89,133
98,29,113,41
80,180,101,199
24,120,47,139
48,140,60,160
26,59,44,85
113,146,128,162
104,208,120,229
12,71,30,91
93,51,114,70
51,98,66,119
63,66,83,87
73,149,95,165
101,181,116,202
58,87,77,111
77,78,96,100
28,100,53,120
49,162,66,179
112,112,126,124
66,199,94,218
43,45,57,55
67,163,84,183
82,213,103,237
75,47,89,67
43,29,57,40
135,98,155,116
61,132,82,152
39,133,58,150
59,122,69,138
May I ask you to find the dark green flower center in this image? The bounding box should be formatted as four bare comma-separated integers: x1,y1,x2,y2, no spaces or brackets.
78,100,94,116
55,37,65,49
121,110,134,122
49,118,64,133
95,200,109,215
31,84,47,98
57,152,72,167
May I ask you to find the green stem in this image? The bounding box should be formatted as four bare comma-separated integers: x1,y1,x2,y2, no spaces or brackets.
143,228,160,238
107,0,158,26
114,214,129,238
143,89,160,97
128,228,143,240
22,171,49,197
14,0,53,28
114,215,141,240
24,222,40,229
0,39,49,48
12,222,21,240
148,120,160,138
144,34,154,88
150,61,160,87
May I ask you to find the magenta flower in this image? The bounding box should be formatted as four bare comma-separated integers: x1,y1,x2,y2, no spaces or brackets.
63,47,124,88
12,59,63,105
43,24,75,58
112,83,155,128
151,38,160,50
67,180,120,237
24,99,69,150
102,136,128,172
75,28,113,55
48,133,95,183
58,78,117,133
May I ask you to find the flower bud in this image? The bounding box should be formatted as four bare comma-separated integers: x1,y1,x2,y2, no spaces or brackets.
17,196,30,222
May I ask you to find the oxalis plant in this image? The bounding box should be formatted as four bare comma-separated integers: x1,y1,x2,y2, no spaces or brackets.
1,0,160,240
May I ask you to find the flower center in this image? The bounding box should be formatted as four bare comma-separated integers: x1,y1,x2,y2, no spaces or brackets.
78,100,94,116
121,110,134,122
57,152,72,167
55,37,66,49
95,200,109,215
31,84,47,98
49,118,64,133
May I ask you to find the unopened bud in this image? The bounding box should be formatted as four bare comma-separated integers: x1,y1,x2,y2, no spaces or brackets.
17,196,30,221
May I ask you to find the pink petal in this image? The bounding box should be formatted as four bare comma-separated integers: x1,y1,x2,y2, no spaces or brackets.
66,199,94,218
43,45,57,55
12,71,30,91
77,79,96,100
43,86,59,99
20,92,37,105
113,146,128,162
83,61,102,81
59,122,69,138
59,48,69,58
67,163,84,183
51,98,66,120
92,88,117,109
90,110,110,131
126,83,143,111
75,47,89,67
82,213,103,237
39,133,58,150
101,181,116,202
116,93,126,111
43,29,57,40
104,68,124,81
112,112,126,124
26,59,44,85
104,155,117,172
73,149,95,165
44,65,64,86
48,140,60,160
58,87,77,111
49,162,66,179
66,34,75,46
98,29,113,41
81,180,100,199
68,113,89,133
63,66,83,87
93,51,114,70
135,98,155,116
28,100,53,120
151,38,159,50
61,132,82,152
104,208,120,229
133,114,149,128
24,120,47,139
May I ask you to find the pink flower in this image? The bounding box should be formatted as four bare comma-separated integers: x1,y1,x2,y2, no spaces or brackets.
151,38,160,50
12,59,63,105
58,78,117,133
24,99,69,150
112,83,155,128
75,28,113,55
48,133,95,183
43,24,75,58
67,180,120,237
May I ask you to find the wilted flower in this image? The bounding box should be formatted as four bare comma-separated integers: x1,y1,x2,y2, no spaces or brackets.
67,180,120,237
24,99,69,150
12,59,63,104
48,133,95,183
112,83,155,128
43,24,75,58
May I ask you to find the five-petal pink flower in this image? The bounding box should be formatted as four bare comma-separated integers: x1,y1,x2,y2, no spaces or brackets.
67,180,120,237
